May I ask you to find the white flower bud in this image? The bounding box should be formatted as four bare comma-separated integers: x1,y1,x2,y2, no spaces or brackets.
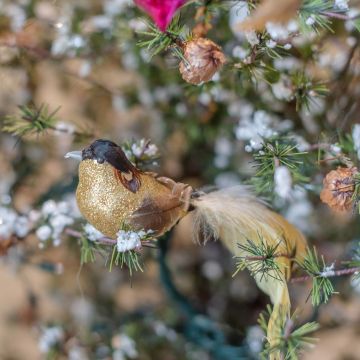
36,225,52,241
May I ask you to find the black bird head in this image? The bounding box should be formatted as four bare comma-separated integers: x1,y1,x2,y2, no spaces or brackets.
81,139,119,163
65,139,141,193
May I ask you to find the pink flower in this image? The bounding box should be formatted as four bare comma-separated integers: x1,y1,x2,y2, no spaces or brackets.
135,0,187,32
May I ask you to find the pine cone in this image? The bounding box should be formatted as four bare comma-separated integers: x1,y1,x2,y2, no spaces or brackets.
320,167,358,212
179,38,226,85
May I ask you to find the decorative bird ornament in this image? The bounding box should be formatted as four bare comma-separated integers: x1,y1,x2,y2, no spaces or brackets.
66,139,307,359
66,139,193,238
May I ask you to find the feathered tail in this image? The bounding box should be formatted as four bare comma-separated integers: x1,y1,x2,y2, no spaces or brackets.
191,187,307,358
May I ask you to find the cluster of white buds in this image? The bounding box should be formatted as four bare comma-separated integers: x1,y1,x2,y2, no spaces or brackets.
131,139,159,159
36,198,80,247
112,333,138,360
320,263,336,278
38,326,64,354
235,110,293,152
123,138,159,166
352,124,360,160
116,229,153,253
83,223,105,242
0,205,30,240
274,166,293,199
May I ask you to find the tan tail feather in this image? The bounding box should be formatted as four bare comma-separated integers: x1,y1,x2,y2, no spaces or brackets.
191,186,307,354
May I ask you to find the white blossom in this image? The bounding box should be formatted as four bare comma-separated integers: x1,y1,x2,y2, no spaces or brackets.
84,223,104,242
103,0,132,16
245,31,260,46
246,325,265,355
55,121,76,135
352,124,360,160
214,137,233,168
201,260,223,280
116,230,142,252
235,110,293,151
334,0,349,11
232,45,249,60
351,275,360,295
285,188,314,233
271,76,294,101
330,144,342,155
131,139,159,159
266,21,297,41
274,57,301,71
68,345,89,360
41,200,58,216
128,18,147,32
274,166,292,199
320,263,336,278
51,16,86,57
0,206,17,239
345,9,360,32
198,92,211,105
3,4,26,31
112,334,138,360
229,1,250,40
13,216,30,237
38,326,64,353
153,321,177,341
266,39,277,49
305,16,316,26
38,198,80,246
291,135,310,152
50,213,74,232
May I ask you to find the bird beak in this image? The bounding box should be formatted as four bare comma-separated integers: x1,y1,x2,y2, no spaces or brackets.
65,151,82,161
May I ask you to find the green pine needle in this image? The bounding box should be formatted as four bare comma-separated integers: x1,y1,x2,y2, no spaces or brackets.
251,139,309,196
344,242,360,279
292,72,329,111
108,246,143,276
2,104,59,138
80,236,99,265
276,321,319,360
234,236,287,282
299,0,344,32
137,16,185,59
300,247,336,306
259,307,319,359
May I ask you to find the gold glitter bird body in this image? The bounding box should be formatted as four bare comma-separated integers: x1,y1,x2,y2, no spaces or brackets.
72,140,192,238
67,139,307,359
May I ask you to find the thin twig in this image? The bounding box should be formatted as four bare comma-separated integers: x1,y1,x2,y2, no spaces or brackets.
48,124,94,139
291,266,360,283
64,227,158,249
320,11,360,21
244,253,292,261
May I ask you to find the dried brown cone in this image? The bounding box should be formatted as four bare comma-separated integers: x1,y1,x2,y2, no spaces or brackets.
179,38,226,85
320,166,359,212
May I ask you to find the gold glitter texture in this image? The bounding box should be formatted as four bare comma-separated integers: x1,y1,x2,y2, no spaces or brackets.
76,160,192,239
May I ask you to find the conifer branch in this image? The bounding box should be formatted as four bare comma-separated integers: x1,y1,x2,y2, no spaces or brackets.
2,104,93,141
291,266,360,283
234,237,292,282
297,247,336,306
258,306,319,359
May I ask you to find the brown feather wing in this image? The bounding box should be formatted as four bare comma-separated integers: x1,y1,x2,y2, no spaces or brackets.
129,179,193,236
105,147,141,193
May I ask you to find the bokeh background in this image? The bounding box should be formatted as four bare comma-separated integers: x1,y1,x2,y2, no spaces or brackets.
1,0,360,359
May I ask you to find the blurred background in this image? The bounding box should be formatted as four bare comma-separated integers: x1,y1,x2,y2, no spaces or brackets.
1,0,360,359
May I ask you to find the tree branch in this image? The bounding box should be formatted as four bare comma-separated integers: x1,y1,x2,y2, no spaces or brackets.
291,266,360,283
